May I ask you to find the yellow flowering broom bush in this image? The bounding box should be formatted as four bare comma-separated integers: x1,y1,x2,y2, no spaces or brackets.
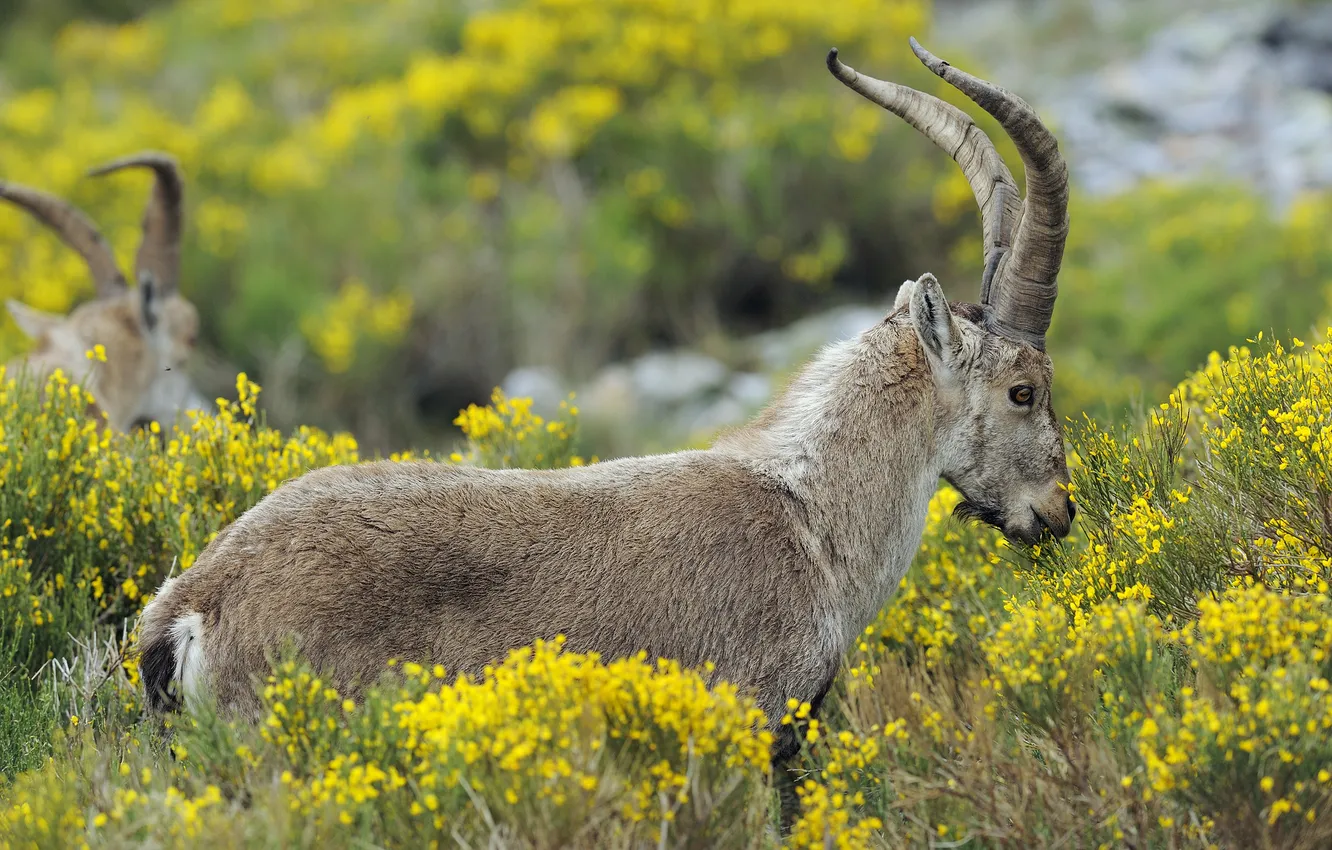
10,329,1332,847
0,367,578,772
0,639,772,848
0,365,357,686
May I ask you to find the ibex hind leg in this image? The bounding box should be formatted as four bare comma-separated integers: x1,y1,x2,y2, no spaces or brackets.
772,723,804,835
771,673,837,834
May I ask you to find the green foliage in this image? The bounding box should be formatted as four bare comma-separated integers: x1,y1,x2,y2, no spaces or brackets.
0,0,972,452
1048,185,1332,421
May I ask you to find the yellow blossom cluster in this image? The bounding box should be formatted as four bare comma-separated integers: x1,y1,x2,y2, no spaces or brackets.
982,596,1164,736
452,389,587,469
1176,334,1332,593
787,725,884,849
299,278,414,374
1127,584,1332,835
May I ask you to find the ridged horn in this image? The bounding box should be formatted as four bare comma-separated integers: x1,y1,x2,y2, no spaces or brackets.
0,181,128,297
826,46,1021,306
88,151,184,295
909,37,1068,349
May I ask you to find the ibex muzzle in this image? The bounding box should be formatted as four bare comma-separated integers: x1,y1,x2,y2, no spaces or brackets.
1,152,208,432
138,40,1074,789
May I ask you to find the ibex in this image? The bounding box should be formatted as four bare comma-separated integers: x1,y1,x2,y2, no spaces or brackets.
1,152,207,432
140,40,1074,772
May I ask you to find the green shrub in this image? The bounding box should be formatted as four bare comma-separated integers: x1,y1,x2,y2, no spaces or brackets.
1048,185,1332,422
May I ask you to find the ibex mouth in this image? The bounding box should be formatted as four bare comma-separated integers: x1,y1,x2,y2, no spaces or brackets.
1034,509,1053,535
1030,507,1071,540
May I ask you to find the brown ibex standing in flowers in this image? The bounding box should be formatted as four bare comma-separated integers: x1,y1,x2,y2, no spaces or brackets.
1,152,208,432
139,38,1075,788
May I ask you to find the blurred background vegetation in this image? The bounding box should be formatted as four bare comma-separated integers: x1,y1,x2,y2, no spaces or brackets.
1,0,1330,454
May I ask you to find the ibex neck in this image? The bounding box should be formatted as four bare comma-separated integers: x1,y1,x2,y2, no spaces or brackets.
717,318,941,652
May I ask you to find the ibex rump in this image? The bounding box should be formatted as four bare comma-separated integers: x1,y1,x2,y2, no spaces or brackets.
1,152,207,431
140,40,1075,772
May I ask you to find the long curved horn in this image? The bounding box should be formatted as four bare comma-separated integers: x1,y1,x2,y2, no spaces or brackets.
910,37,1068,349
88,151,184,295
826,47,1021,305
0,181,128,297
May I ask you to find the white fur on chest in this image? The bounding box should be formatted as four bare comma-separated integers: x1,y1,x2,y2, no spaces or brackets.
822,469,937,657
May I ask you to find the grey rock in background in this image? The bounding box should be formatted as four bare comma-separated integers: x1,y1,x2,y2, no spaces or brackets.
500,366,567,413
936,0,1332,208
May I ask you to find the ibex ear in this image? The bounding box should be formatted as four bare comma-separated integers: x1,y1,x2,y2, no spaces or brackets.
909,273,960,372
137,272,162,335
893,279,916,312
6,299,64,340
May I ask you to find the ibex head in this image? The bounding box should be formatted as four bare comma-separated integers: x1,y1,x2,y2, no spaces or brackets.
829,39,1073,544
1,152,208,432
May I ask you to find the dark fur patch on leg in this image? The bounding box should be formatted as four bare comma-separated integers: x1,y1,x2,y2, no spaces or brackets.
772,665,841,834
807,675,835,718
772,723,804,835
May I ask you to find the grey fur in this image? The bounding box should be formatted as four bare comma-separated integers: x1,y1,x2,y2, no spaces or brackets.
139,290,1073,730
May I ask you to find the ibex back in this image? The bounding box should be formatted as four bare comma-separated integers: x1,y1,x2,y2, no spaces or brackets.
139,41,1076,772
1,152,207,432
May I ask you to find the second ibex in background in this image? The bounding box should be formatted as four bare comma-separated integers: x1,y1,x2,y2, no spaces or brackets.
1,152,208,432
139,38,1075,787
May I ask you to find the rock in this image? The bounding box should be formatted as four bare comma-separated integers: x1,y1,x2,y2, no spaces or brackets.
936,0,1332,209
1262,3,1332,92
680,395,749,438
500,366,567,414
726,372,772,409
681,371,777,439
628,351,729,407
752,304,885,372
580,364,638,422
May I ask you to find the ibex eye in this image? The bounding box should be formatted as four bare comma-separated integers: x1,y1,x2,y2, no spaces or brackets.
1009,386,1034,406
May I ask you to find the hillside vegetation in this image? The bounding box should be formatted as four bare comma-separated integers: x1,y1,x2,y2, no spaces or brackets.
3,324,1332,847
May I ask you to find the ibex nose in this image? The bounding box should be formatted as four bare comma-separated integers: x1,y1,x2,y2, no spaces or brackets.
1066,496,1077,523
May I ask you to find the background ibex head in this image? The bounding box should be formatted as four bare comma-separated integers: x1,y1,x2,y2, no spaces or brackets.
829,38,1074,544
1,152,209,432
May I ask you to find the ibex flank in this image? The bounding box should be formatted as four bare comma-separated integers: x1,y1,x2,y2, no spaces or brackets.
1,152,208,432
139,39,1076,777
